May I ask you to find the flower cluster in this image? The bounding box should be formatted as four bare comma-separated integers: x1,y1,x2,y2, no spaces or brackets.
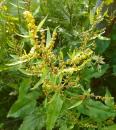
23,0,31,10
48,31,58,50
40,30,46,46
23,11,38,45
68,48,93,65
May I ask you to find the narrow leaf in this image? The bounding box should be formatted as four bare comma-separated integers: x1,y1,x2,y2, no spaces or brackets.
19,111,45,130
31,79,43,90
46,26,59,48
37,16,47,32
105,89,114,107
68,100,83,109
46,92,63,130
46,27,52,48
18,78,31,99
6,59,28,66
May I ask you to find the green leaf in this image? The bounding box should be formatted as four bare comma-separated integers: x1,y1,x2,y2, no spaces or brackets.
7,98,36,118
91,64,109,78
37,16,47,32
31,78,44,90
46,26,59,48
18,79,31,99
98,35,110,41
105,89,114,107
7,79,38,118
68,100,83,109
46,92,63,130
19,69,36,76
78,99,116,122
6,59,28,66
82,64,109,81
46,27,52,48
33,0,40,16
95,36,110,54
101,124,116,130
19,110,45,130
0,65,10,72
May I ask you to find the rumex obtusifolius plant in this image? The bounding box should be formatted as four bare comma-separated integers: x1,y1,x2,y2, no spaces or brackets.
0,0,116,130
6,9,116,130
7,11,94,92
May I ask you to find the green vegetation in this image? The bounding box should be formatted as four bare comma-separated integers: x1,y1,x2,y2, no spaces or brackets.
0,0,116,130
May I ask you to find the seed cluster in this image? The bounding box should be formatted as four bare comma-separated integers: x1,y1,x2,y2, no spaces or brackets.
23,11,38,46
48,31,58,49
40,30,46,46
70,48,93,65
23,0,31,10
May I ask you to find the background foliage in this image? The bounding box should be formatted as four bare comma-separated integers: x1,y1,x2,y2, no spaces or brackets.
0,0,116,130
